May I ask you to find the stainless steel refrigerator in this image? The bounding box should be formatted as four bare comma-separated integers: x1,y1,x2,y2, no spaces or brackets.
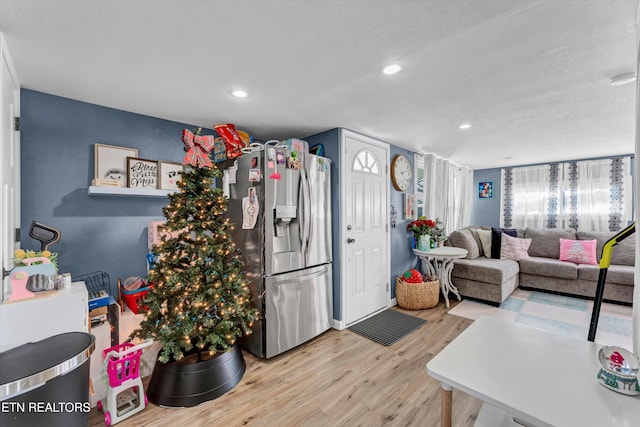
227,148,332,358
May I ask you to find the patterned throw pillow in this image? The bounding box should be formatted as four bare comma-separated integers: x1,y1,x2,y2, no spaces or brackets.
491,227,517,259
559,238,598,265
500,233,532,261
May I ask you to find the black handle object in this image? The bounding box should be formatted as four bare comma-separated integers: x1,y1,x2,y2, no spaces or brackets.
587,222,635,342
28,221,62,251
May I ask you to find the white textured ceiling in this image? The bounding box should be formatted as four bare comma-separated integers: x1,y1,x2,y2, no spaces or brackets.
0,0,637,169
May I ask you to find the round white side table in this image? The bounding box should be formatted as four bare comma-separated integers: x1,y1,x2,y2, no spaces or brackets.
412,247,468,308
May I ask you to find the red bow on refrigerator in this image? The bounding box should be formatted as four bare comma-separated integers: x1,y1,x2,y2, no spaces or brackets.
182,129,215,168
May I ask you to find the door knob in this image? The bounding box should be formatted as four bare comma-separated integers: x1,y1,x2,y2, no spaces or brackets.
347,238,356,244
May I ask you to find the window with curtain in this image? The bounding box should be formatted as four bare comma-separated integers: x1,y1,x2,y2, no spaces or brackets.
501,156,633,232
414,153,473,235
414,154,424,217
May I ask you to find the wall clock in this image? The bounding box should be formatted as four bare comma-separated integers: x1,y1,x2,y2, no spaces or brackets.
391,154,412,191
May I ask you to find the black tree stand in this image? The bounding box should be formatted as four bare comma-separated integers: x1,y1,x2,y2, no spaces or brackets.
146,343,246,407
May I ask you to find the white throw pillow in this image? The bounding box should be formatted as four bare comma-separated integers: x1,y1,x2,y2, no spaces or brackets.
477,229,492,258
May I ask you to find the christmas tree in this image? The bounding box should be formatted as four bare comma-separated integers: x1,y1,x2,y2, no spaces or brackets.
131,129,259,363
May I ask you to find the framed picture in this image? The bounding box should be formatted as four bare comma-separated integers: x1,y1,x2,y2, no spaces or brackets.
94,143,139,187
127,157,158,189
403,193,416,220
479,181,493,199
158,161,184,190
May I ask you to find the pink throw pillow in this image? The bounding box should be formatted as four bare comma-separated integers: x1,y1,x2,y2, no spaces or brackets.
500,233,531,261
559,238,598,265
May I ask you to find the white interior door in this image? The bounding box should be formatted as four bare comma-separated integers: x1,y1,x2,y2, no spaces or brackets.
0,34,20,301
341,130,389,325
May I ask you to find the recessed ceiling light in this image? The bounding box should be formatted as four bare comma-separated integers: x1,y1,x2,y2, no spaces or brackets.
231,89,249,98
459,123,471,129
382,64,402,75
610,73,636,86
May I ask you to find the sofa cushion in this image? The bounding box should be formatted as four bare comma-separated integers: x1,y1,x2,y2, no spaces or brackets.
476,229,492,257
448,229,480,259
576,231,636,266
452,258,519,285
519,256,578,280
500,233,531,261
467,227,486,257
559,238,598,265
524,228,576,259
577,264,634,286
491,228,517,259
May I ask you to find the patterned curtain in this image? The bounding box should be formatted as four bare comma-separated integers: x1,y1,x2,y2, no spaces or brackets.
501,156,632,232
546,164,559,228
501,168,513,228
501,164,551,229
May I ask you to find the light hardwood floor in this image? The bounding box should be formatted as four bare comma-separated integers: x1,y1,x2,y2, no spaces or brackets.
89,301,482,427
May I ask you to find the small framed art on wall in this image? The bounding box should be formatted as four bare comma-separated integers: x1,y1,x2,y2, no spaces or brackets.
403,193,416,219
158,161,184,190
94,143,138,187
127,157,158,189
479,181,493,199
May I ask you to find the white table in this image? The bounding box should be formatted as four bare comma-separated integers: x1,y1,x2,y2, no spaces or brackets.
413,247,467,308
426,316,640,427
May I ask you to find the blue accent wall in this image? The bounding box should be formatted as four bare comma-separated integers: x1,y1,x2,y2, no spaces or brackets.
389,146,420,297
20,90,215,295
304,128,419,321
471,168,502,227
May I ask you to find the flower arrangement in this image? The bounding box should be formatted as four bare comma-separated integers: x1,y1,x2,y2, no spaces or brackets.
13,248,58,269
407,218,436,238
407,217,446,243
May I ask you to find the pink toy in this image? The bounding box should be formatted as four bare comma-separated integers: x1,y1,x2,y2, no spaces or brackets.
97,340,153,426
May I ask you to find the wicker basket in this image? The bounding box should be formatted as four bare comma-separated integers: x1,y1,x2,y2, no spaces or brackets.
396,277,440,310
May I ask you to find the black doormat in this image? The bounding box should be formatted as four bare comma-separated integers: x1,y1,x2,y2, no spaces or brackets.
348,309,427,346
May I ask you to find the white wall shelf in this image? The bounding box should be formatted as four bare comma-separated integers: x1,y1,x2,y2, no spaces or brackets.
88,186,173,198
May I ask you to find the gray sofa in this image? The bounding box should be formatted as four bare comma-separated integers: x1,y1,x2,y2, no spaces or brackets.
446,227,635,305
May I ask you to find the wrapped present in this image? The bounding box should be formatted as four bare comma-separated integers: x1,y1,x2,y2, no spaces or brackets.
214,123,247,159
148,220,183,249
213,137,228,163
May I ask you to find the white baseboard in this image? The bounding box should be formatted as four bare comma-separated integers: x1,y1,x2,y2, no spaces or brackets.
332,318,346,330
332,300,399,331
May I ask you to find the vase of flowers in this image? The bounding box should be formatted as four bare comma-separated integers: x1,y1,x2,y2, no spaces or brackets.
13,248,58,271
407,217,446,250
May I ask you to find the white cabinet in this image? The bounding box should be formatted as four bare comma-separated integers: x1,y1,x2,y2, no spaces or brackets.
0,282,88,352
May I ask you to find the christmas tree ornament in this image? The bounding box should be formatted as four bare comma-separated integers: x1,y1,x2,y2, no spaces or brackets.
181,128,215,168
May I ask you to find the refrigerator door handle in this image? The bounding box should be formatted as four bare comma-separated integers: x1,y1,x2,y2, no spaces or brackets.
298,171,306,254
301,166,312,257
272,265,329,285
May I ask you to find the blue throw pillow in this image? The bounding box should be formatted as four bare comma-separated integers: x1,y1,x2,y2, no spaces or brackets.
491,227,517,259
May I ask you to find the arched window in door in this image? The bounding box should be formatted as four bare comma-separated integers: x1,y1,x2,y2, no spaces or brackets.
352,150,381,175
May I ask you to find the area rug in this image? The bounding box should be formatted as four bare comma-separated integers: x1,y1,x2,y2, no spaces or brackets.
348,309,427,346
448,289,633,348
